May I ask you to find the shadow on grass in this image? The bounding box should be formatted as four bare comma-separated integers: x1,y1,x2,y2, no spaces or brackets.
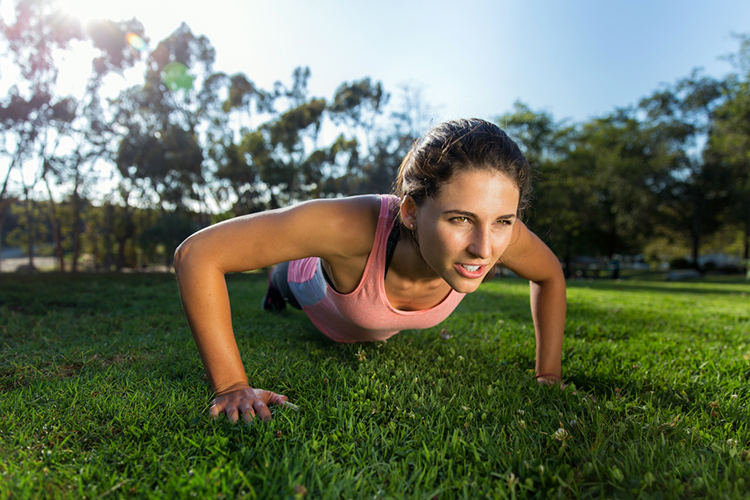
0,271,180,316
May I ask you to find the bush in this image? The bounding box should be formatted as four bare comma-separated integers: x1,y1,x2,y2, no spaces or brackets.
669,257,692,269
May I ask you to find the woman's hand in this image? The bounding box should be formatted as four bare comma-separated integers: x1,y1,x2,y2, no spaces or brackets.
210,387,291,423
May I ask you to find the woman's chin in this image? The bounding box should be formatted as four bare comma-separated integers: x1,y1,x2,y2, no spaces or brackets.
449,278,483,294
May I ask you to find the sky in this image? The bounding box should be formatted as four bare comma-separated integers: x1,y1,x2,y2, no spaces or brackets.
49,0,750,126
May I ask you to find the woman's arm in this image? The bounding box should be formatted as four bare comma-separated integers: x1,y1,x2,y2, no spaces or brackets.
174,196,380,421
499,221,567,383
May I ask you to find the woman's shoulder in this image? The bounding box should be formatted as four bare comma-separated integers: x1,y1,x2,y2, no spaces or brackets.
296,194,382,223
292,195,383,258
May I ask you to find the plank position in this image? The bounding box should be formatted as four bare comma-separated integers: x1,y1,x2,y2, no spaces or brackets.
175,118,567,422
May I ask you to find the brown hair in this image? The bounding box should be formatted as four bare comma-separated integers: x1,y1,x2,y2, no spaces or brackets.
393,118,531,216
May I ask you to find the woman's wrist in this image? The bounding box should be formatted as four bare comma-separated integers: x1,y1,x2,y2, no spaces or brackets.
213,381,252,397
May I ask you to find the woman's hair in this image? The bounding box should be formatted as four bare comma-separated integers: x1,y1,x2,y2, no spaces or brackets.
393,118,531,217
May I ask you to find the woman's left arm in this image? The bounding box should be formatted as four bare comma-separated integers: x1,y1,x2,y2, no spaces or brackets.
500,221,567,383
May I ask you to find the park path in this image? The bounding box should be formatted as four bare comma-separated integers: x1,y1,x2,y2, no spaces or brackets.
0,256,57,272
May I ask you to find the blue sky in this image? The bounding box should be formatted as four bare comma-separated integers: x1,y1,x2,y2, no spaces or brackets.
62,0,748,125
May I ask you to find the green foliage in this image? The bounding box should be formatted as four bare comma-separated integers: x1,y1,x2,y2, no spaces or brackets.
1,273,749,498
138,211,197,267
708,36,750,260
5,198,51,258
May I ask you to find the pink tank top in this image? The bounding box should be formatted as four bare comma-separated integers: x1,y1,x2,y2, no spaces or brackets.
287,195,465,343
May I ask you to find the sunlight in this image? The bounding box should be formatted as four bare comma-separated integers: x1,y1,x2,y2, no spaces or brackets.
55,0,118,26
51,0,151,99
53,41,98,97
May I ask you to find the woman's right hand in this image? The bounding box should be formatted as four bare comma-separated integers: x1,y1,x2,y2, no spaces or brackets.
210,386,291,423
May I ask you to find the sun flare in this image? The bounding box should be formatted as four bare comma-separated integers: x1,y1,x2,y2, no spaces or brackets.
50,0,153,98
55,0,117,25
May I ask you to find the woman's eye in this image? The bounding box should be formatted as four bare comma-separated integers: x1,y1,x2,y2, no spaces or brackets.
452,217,470,223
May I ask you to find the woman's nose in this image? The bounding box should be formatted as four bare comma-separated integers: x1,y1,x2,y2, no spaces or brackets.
468,228,492,258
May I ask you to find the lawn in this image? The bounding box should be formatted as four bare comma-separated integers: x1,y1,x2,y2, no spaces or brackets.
1,272,749,499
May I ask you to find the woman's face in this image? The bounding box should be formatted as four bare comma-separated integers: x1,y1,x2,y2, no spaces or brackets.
404,169,520,294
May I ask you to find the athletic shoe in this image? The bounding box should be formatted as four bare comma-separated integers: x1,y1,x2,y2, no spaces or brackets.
262,272,286,312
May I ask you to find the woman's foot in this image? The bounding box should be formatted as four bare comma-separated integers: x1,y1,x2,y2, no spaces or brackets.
261,274,286,312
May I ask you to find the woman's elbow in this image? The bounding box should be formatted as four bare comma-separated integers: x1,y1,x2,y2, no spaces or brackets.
531,258,566,289
174,234,200,277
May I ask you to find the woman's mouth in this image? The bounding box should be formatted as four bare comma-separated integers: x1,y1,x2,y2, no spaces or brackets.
455,263,486,278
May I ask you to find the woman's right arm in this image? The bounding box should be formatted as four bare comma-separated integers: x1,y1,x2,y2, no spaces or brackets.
174,197,379,422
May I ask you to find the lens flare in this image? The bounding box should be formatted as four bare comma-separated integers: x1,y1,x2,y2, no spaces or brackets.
161,61,194,92
126,32,147,52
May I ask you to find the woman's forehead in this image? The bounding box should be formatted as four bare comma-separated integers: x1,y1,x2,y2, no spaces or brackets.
429,170,520,213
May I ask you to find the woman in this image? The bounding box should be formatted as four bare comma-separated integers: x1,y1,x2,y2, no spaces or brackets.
175,118,566,423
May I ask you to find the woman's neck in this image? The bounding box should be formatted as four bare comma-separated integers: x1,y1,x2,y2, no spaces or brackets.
389,235,442,284
384,236,451,311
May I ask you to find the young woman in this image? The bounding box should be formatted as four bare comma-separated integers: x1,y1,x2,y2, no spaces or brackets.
175,118,566,423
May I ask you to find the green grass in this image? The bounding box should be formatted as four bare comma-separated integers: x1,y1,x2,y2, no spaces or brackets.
1,272,749,499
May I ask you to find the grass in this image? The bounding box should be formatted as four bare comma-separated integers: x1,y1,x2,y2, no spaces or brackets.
0,272,749,499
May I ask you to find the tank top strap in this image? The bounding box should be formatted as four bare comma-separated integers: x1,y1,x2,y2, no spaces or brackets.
358,195,399,286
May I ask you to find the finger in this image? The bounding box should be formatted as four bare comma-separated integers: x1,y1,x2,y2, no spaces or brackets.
253,400,273,422
265,391,299,410
226,408,240,423
266,392,289,406
241,407,256,424
209,403,221,419
237,403,256,424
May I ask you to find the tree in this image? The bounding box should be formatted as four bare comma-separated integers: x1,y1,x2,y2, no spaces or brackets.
203,72,273,216
344,84,429,196
709,34,750,262
0,0,83,268
639,71,725,268
114,23,212,214
0,0,149,271
498,102,599,274
329,77,388,155
574,109,684,258
45,17,149,272
5,197,51,269
227,67,335,208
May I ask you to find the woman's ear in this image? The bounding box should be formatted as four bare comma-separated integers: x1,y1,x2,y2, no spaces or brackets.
400,195,418,228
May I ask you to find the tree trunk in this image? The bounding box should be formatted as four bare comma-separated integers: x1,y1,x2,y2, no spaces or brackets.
563,231,572,279
116,237,128,271
70,174,84,273
25,194,36,269
690,215,701,271
743,218,750,280
71,198,82,273
103,203,114,271
44,178,65,272
53,222,64,271
0,202,6,273
607,226,619,262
